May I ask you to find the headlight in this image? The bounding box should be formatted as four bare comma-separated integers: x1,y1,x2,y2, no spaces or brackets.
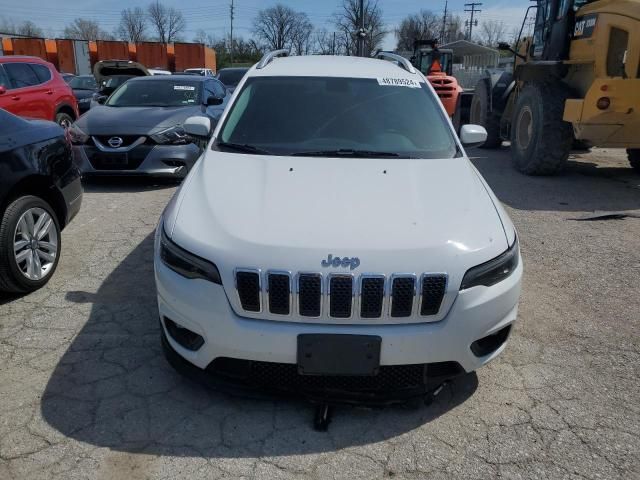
150,125,190,145
159,225,222,284
67,124,89,144
460,236,519,290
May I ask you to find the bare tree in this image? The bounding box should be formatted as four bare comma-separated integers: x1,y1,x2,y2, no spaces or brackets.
314,29,338,55
148,0,186,43
291,13,313,55
19,21,43,37
252,4,302,51
193,29,211,45
117,7,147,43
395,10,441,52
64,18,113,40
0,16,16,34
445,15,466,44
479,19,507,47
0,17,44,37
333,0,385,56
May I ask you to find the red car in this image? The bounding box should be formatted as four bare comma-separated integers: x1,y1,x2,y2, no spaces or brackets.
0,56,79,127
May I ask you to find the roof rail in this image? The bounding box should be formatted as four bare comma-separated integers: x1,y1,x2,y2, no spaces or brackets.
256,49,289,69
375,51,416,75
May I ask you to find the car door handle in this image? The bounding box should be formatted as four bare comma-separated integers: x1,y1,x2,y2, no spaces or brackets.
10,95,20,101
45,89,54,95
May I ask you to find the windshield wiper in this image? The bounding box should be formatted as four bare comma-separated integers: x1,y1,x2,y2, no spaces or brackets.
216,141,272,155
292,149,402,158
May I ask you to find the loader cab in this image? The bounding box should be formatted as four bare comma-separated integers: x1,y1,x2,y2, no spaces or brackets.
411,40,454,76
529,0,578,61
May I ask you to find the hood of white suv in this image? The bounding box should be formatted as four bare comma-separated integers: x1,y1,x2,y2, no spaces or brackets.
167,152,509,299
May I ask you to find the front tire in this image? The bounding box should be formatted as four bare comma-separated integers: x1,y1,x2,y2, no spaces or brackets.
510,82,573,175
628,149,640,172
0,196,61,293
55,112,74,128
470,79,502,148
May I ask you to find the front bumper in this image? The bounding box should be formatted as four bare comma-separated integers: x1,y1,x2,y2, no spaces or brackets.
73,142,202,177
154,240,522,400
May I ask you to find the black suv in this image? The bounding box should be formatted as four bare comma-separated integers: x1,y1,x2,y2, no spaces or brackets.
0,109,82,293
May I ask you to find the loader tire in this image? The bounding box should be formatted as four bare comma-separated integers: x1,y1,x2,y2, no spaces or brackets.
470,79,502,148
627,149,640,172
510,82,573,175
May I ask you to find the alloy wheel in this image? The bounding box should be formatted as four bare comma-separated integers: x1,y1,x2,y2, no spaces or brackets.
13,208,59,281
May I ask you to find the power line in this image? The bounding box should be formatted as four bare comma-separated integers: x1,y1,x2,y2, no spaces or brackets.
464,2,482,41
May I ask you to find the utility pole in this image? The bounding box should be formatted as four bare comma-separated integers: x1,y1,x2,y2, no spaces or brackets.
356,0,366,56
464,2,482,41
440,0,448,44
229,0,234,65
333,31,336,55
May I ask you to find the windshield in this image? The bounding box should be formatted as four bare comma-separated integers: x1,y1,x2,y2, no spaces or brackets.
106,79,201,107
102,76,134,89
217,69,247,87
69,76,97,90
217,76,457,158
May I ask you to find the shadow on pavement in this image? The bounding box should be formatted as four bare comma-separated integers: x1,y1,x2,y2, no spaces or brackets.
471,147,640,213
82,176,181,194
41,234,478,457
0,292,22,306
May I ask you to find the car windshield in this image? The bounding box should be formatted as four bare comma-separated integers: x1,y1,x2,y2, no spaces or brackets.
102,76,134,89
69,76,97,90
217,76,457,158
216,69,247,87
106,79,201,107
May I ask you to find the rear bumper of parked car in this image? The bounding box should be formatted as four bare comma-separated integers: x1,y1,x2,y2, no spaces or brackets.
72,143,202,177
154,232,522,402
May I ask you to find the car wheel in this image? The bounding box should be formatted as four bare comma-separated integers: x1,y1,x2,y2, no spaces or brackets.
55,112,74,128
0,196,61,294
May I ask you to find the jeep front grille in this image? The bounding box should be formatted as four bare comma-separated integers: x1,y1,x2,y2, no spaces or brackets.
234,270,447,320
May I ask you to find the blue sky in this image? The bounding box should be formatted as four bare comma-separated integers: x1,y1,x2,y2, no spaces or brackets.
0,0,530,48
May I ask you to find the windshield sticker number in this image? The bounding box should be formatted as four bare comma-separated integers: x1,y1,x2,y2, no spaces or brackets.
174,85,196,91
377,77,420,88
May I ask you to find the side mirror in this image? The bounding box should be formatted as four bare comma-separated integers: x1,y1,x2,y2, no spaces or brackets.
183,116,212,138
460,124,488,148
96,95,107,105
206,95,223,106
0,85,6,95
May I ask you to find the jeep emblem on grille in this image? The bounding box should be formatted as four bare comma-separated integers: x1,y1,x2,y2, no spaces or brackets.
108,136,123,148
321,254,360,270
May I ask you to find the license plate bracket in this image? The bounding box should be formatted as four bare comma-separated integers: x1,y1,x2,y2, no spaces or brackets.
297,334,382,376
95,152,128,168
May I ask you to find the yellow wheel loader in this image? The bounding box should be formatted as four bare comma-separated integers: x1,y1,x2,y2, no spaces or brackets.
470,0,640,175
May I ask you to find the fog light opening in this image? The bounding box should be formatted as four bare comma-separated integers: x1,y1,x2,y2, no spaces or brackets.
596,97,611,110
470,324,512,357
164,317,204,351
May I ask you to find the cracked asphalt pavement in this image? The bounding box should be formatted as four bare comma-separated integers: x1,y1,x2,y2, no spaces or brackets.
1,147,639,479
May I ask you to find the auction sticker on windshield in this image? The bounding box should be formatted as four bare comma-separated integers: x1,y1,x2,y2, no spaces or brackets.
377,77,421,88
174,85,196,91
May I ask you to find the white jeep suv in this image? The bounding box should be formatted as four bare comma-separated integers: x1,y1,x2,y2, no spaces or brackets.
154,51,522,404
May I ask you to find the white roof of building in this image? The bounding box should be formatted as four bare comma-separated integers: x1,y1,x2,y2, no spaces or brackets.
441,40,499,57
249,55,426,82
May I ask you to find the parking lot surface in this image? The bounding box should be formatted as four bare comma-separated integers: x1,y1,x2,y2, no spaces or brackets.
1,147,639,480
